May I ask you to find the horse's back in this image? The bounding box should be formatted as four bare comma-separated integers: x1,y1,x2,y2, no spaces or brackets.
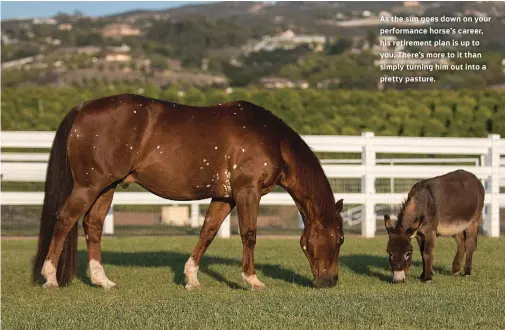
67,94,290,200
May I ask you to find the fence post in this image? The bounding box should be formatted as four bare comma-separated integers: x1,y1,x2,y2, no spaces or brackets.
485,134,500,237
103,204,114,235
361,132,376,237
190,203,200,228
217,214,231,238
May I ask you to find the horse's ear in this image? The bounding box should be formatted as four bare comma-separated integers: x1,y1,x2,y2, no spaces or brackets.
406,215,424,238
335,199,344,213
384,215,393,234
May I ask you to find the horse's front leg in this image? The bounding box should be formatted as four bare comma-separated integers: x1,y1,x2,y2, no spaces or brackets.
184,199,235,290
235,187,265,290
82,187,117,289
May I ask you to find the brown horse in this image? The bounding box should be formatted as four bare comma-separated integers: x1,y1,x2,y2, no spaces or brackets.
32,93,344,290
384,170,484,283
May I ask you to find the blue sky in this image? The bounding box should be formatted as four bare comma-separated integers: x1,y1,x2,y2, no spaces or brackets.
0,1,215,20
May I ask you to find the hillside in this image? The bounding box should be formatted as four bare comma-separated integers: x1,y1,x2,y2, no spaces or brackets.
2,1,505,89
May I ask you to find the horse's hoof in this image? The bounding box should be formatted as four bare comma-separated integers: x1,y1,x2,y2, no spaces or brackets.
92,279,117,289
102,281,118,290
42,281,58,288
251,283,266,291
185,282,201,291
464,272,472,277
451,271,461,276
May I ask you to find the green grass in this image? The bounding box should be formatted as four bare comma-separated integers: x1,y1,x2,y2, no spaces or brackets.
2,236,505,329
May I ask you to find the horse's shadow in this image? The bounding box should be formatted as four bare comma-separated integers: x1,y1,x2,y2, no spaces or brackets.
76,251,312,289
340,254,449,282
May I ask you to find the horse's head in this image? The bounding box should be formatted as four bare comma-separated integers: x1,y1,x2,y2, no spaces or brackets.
384,214,424,283
301,199,344,288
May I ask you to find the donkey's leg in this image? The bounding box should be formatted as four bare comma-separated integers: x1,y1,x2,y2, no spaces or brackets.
234,187,264,290
463,219,479,276
451,232,466,276
42,186,100,287
83,186,117,289
415,235,425,279
184,199,235,290
420,231,436,282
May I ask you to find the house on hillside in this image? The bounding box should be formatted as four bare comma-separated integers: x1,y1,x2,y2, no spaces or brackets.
260,77,309,89
102,51,131,62
33,18,57,25
403,1,420,7
58,23,73,31
102,23,141,38
243,29,326,54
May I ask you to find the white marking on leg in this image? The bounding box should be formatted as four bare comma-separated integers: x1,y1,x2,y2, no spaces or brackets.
41,260,58,288
90,259,116,289
184,257,200,290
241,273,266,290
393,270,405,283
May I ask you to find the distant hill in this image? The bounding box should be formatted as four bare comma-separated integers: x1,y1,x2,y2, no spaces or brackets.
2,1,504,89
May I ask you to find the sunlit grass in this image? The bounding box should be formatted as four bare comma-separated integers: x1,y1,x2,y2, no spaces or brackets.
2,236,504,329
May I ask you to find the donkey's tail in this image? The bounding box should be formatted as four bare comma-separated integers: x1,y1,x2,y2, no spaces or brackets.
32,106,79,286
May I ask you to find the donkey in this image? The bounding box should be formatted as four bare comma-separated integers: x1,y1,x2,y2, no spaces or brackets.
384,170,484,283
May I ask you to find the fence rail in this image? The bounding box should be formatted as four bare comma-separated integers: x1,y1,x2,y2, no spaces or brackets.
2,131,504,237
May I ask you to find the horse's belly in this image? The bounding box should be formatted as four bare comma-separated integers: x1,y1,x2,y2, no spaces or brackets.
134,165,232,200
436,221,470,236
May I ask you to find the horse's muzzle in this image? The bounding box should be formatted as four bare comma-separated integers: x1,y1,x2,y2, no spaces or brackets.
312,276,338,288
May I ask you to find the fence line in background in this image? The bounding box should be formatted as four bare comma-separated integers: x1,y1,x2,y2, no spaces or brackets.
1,131,504,237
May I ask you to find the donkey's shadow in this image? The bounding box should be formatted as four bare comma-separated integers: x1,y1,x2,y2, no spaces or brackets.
76,251,312,289
340,254,449,282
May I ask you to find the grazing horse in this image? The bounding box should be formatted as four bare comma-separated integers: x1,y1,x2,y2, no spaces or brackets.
384,170,484,283
32,94,344,290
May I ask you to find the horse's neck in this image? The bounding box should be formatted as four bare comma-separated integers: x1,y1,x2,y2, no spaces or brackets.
283,171,334,228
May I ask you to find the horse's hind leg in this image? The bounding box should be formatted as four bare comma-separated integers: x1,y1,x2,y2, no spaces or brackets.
83,186,117,289
463,218,479,276
42,186,101,287
185,199,235,290
451,232,465,276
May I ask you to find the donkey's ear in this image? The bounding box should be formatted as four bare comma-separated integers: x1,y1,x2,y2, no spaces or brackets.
384,215,393,234
335,199,344,213
406,215,425,238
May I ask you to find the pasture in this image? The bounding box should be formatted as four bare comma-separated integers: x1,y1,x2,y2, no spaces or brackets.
2,235,505,329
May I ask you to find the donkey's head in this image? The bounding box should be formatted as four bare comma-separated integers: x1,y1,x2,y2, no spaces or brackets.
384,214,424,283
301,199,345,288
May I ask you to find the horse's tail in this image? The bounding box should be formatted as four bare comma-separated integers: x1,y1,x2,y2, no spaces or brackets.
33,106,79,286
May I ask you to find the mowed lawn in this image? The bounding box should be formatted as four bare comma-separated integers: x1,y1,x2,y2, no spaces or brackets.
2,236,505,329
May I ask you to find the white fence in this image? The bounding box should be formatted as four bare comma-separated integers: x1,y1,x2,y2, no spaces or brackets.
1,131,504,237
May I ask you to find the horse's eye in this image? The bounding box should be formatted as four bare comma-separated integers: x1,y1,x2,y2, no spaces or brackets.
388,252,393,258
404,251,412,259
